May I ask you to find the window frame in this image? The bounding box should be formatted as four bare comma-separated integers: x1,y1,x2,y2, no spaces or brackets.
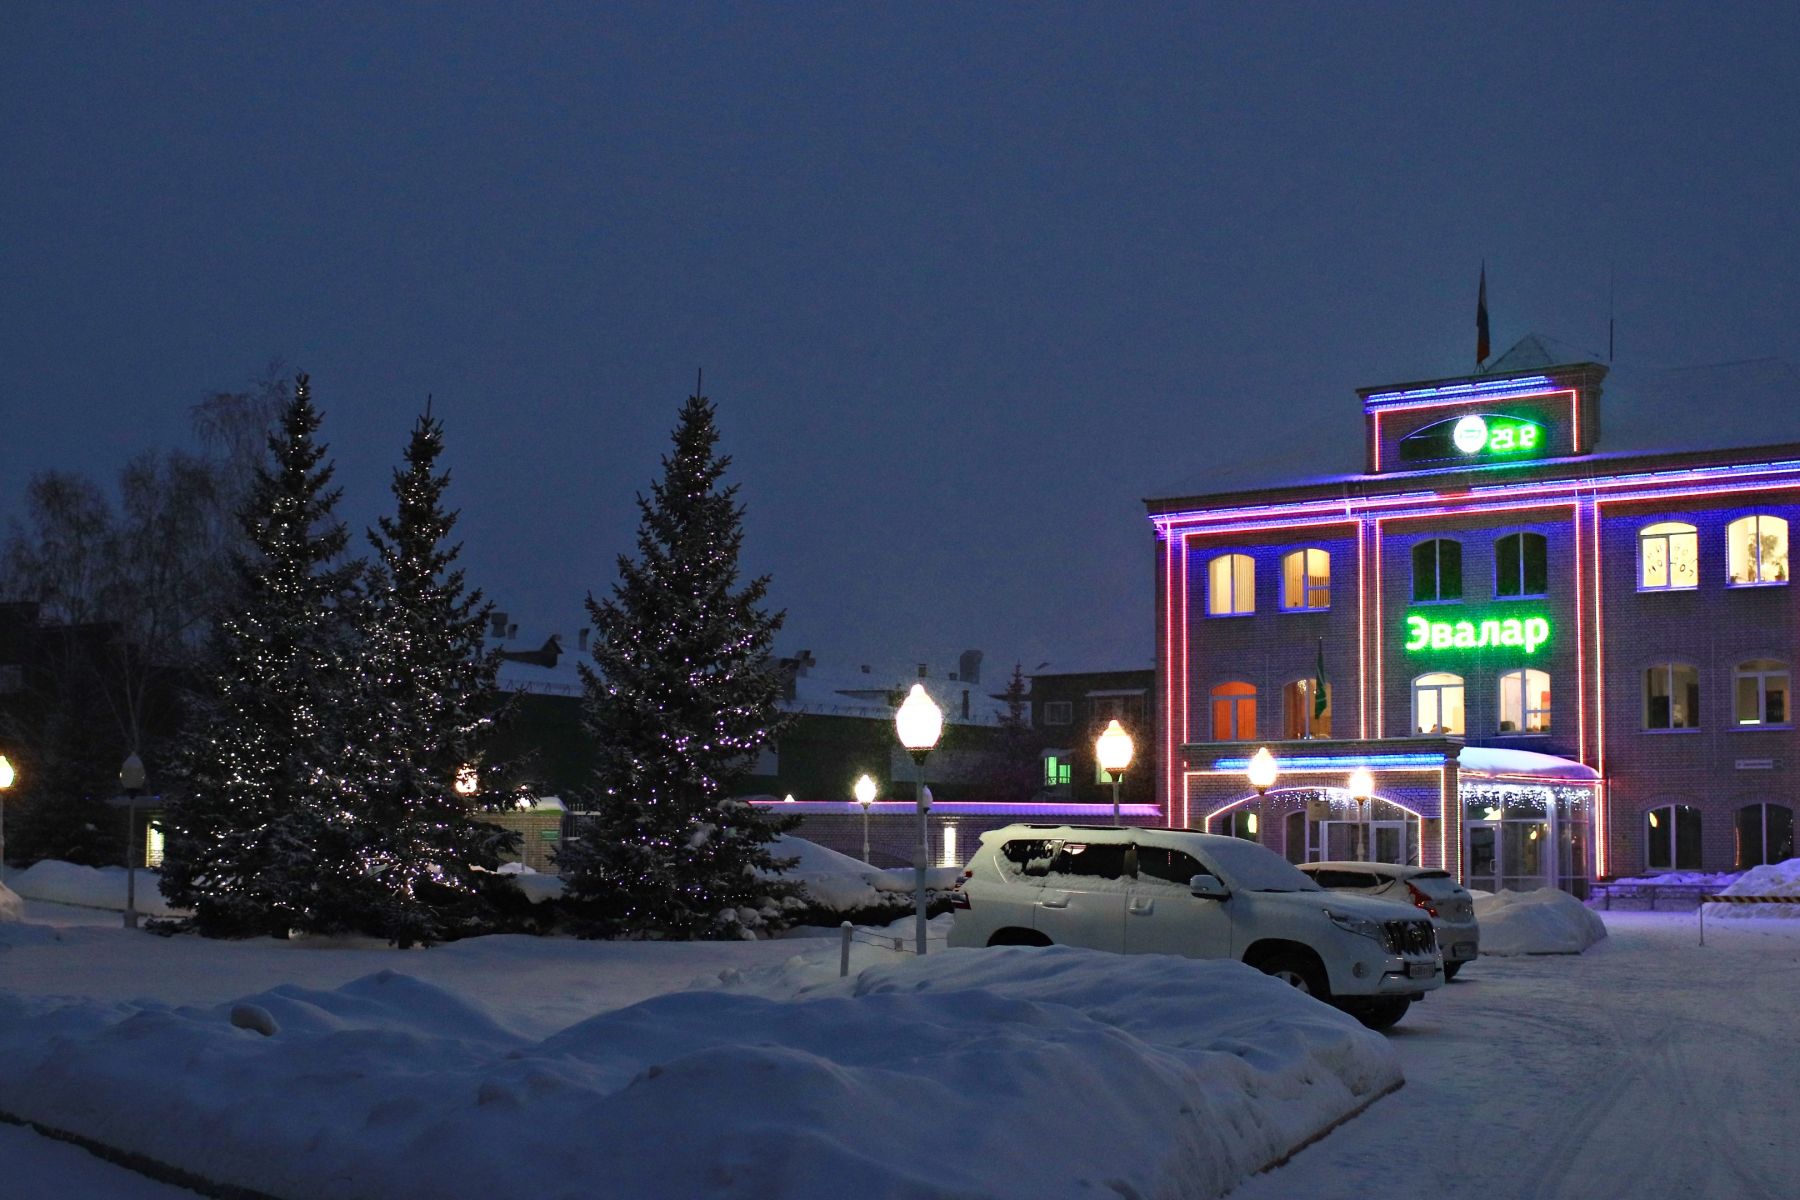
1732,659,1791,728
1041,700,1073,726
1637,521,1699,592
1281,678,1331,739
1642,662,1701,731
1209,680,1258,741
1645,803,1703,872
1042,753,1072,788
1412,672,1466,737
1280,548,1331,611
1411,538,1463,604
1497,667,1551,734
1494,531,1549,599
1735,803,1795,869
1726,514,1789,587
1207,552,1256,617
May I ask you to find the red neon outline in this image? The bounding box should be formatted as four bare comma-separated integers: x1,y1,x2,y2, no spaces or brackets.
1374,523,1384,737
1592,503,1607,876
1574,504,1587,765
1357,517,1368,739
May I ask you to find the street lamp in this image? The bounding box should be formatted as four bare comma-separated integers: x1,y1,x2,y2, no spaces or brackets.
1095,719,1134,824
120,753,146,929
895,683,942,957
1246,747,1278,796
853,773,877,863
0,753,15,886
1348,766,1375,862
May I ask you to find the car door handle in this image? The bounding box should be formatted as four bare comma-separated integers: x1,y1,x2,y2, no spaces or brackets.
1037,896,1069,909
1128,899,1155,915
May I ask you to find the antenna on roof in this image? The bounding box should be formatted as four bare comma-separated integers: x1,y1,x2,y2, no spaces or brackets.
1608,263,1616,363
424,393,433,419
696,367,704,397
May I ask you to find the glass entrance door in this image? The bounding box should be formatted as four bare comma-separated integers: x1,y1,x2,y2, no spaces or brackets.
1320,819,1415,865
1464,819,1552,891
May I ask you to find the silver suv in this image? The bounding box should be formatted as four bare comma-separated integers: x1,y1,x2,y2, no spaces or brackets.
947,824,1443,1028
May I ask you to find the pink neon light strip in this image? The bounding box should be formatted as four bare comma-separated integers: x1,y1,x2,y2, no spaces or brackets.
1574,504,1587,765
1592,503,1608,876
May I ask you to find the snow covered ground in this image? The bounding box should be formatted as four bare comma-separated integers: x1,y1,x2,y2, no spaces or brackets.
5,899,1797,1200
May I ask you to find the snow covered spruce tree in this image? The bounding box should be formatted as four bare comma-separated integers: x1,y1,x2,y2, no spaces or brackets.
562,390,799,939
162,375,368,937
356,409,514,946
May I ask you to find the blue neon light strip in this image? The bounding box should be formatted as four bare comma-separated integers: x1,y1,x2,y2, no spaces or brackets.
1363,375,1554,408
1210,753,1447,769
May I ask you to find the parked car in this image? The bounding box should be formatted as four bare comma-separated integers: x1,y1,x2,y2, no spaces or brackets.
947,824,1443,1028
1296,862,1479,980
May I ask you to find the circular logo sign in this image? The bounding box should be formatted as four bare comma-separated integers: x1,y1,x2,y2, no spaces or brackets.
1452,414,1490,454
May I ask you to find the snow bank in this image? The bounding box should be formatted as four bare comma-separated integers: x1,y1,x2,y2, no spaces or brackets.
1475,888,1608,955
766,835,961,912
1605,869,1742,887
0,883,22,923
1702,858,1800,919
4,862,188,917
0,947,1399,1200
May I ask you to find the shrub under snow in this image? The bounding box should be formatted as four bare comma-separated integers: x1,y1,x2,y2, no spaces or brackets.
5,861,188,918
1474,888,1608,955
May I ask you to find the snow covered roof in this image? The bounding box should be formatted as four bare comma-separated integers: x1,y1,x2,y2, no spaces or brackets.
1457,746,1599,782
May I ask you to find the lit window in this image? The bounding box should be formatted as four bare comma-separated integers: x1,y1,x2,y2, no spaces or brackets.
1412,672,1465,736
1646,804,1702,871
145,822,165,868
1043,755,1072,786
1042,701,1073,726
940,824,959,867
1208,553,1255,615
1495,532,1548,598
1210,681,1257,740
1734,659,1790,725
1229,809,1259,841
1727,515,1788,585
1735,803,1794,869
1639,522,1699,590
1498,668,1551,733
1281,679,1330,739
1643,663,1700,729
1280,549,1330,610
1412,539,1462,602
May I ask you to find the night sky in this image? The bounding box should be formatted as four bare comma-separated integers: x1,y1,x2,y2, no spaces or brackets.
7,3,1800,679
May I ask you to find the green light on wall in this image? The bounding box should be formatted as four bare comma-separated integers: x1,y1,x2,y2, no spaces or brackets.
1453,414,1540,456
1404,612,1551,654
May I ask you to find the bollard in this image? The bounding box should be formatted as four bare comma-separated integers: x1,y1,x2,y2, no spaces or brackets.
840,921,852,978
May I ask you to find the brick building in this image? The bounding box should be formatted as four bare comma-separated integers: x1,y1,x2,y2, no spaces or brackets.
1148,341,1800,890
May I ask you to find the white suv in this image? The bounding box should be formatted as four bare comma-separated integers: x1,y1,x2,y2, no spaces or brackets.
947,824,1443,1028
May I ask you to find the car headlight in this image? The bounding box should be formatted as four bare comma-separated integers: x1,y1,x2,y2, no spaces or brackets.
1326,909,1386,943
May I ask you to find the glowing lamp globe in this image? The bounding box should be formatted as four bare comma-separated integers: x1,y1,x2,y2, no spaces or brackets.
854,774,877,807
1096,719,1134,774
1245,747,1278,793
0,754,17,790
895,684,943,753
1347,766,1375,801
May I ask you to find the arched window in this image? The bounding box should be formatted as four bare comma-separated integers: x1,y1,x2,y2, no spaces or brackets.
1412,539,1462,602
1727,514,1788,585
1228,809,1259,842
1736,803,1795,869
1208,553,1255,615
1280,548,1330,610
1498,668,1551,733
1643,663,1700,729
1733,659,1791,726
1639,522,1699,590
1646,804,1702,871
1282,679,1331,739
1210,681,1257,740
1496,531,1548,598
1412,672,1465,736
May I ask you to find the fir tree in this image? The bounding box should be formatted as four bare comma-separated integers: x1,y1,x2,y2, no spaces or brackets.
562,390,799,938
984,663,1044,803
162,375,366,937
357,409,512,946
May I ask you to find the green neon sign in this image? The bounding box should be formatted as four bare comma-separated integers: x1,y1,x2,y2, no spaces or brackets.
1404,612,1551,655
1452,414,1539,456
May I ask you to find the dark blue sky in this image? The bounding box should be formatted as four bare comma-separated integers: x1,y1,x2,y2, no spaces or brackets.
6,2,1799,677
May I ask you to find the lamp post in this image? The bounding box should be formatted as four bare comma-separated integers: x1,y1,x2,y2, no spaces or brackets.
1244,747,1277,841
120,753,146,929
0,753,15,886
895,683,942,957
1096,719,1134,824
1348,766,1374,862
854,773,877,863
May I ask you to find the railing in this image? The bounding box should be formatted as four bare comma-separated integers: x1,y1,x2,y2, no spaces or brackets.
838,920,951,975
1587,881,1718,910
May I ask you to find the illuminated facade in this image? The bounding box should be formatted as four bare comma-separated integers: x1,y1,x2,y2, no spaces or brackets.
1149,357,1800,890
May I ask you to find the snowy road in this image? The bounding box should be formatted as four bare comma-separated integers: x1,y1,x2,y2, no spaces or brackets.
1237,911,1800,1200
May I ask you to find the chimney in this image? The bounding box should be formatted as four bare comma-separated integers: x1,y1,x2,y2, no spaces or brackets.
490,611,509,639
578,628,590,651
958,649,983,685
794,650,815,678
962,688,970,719
918,663,928,678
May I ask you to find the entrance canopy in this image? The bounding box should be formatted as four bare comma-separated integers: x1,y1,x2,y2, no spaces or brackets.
1457,746,1599,783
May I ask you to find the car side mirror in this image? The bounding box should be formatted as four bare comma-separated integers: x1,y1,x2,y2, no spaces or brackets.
1188,873,1228,899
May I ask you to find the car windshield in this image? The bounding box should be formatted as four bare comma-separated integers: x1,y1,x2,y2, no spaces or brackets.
1198,838,1324,892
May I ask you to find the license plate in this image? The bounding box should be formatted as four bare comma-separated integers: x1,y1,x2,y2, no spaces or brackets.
1452,942,1476,959
1407,962,1436,979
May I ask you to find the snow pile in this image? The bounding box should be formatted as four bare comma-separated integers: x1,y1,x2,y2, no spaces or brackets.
1474,888,1608,955
766,835,961,913
1702,858,1800,919
487,862,567,905
4,862,188,917
0,947,1399,1200
0,883,22,923
1605,869,1742,887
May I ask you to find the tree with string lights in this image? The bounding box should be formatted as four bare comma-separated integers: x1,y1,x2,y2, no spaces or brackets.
162,375,367,937
355,408,515,946
561,387,799,939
